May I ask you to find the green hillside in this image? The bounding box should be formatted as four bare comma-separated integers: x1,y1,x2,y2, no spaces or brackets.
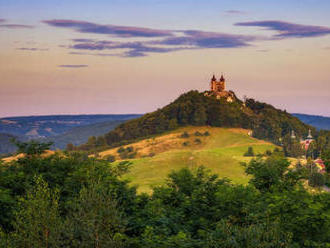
81,90,312,152
100,126,276,193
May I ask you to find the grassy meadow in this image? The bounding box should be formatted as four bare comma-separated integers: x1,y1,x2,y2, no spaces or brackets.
99,127,277,193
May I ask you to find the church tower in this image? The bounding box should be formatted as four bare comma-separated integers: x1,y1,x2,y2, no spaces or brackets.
218,74,225,92
210,75,217,92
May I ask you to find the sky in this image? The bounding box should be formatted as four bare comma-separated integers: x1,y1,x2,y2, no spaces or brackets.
0,0,330,117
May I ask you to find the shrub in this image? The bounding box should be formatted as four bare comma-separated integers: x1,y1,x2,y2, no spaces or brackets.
182,141,190,146
194,138,202,144
126,146,134,153
104,155,116,162
117,147,125,153
244,147,255,157
203,131,210,136
265,150,272,156
308,172,325,187
180,132,190,138
194,131,203,136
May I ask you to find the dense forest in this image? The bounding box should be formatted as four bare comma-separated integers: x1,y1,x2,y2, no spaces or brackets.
0,142,329,247
75,91,313,152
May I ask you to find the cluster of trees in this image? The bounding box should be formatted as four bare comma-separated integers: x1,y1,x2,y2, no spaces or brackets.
0,142,329,247
74,91,311,153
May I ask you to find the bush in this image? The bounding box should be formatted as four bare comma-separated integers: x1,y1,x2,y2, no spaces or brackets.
244,147,255,157
117,147,125,153
182,141,190,146
308,172,325,187
126,146,134,153
194,131,203,136
104,155,116,162
203,131,210,136
194,138,201,144
180,132,190,138
265,150,272,156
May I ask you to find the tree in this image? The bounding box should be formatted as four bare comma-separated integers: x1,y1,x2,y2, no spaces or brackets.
192,105,207,126
66,143,75,151
64,178,126,248
13,140,53,157
244,147,255,157
9,176,61,248
308,173,325,188
244,154,294,192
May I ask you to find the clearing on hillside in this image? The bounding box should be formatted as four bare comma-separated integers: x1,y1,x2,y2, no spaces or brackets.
100,126,277,193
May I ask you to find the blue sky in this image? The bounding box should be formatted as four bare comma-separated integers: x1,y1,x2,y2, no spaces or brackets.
0,0,330,117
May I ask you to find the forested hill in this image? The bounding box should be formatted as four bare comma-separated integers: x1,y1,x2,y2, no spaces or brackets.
293,113,330,130
81,91,312,150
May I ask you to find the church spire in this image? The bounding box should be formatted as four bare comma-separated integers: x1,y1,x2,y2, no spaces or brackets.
220,73,225,82
307,129,313,139
211,74,216,81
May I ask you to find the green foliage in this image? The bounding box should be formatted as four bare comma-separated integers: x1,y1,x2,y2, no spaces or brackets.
282,136,305,158
0,144,329,247
104,154,116,162
180,131,190,138
244,146,255,157
94,91,311,150
117,146,136,159
9,176,61,248
182,141,190,146
14,140,53,157
243,154,299,192
63,178,126,248
194,131,203,136
308,172,325,187
203,131,210,136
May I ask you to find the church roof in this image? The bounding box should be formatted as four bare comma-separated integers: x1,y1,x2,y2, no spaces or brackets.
220,74,225,82
211,75,216,81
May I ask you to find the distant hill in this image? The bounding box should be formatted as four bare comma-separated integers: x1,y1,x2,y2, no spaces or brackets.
0,114,141,139
0,114,141,154
47,120,128,149
293,113,330,130
89,90,311,151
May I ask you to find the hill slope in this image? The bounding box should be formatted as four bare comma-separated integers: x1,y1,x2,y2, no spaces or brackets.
0,114,141,154
293,113,330,130
0,114,141,139
94,91,311,150
99,126,277,193
46,120,131,149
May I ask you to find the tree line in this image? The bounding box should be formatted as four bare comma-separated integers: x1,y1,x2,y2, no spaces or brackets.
0,142,329,247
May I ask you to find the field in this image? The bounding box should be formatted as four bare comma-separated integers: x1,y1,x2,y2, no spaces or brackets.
99,127,277,193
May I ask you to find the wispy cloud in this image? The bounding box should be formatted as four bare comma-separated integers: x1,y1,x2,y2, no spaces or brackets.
57,21,259,57
225,10,247,15
235,20,330,38
17,47,49,51
43,19,172,38
0,19,34,29
58,64,88,68
156,30,256,48
46,19,330,58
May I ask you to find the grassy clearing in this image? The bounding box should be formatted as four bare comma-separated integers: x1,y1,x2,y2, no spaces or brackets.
105,126,277,193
